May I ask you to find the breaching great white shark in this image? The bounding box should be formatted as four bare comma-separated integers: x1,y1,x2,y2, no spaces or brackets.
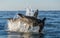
5,9,46,33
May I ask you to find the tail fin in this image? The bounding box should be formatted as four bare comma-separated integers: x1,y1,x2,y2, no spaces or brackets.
34,9,38,18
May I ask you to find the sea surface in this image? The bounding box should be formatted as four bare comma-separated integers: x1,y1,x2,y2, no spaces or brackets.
0,11,60,38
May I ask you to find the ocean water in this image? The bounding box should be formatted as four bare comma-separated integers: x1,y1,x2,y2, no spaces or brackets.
0,11,60,38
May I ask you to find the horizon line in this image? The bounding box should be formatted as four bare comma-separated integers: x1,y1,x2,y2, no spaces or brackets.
0,9,60,11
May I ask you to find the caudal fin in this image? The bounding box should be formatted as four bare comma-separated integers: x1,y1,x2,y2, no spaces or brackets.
34,9,38,18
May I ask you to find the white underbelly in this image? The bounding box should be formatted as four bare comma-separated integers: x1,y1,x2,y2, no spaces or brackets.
6,21,39,33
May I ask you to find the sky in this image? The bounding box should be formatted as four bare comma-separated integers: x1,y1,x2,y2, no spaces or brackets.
0,0,60,11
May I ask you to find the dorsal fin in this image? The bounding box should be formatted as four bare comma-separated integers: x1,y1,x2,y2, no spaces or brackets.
18,13,25,18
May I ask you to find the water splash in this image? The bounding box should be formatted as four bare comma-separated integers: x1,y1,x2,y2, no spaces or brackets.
6,19,39,32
